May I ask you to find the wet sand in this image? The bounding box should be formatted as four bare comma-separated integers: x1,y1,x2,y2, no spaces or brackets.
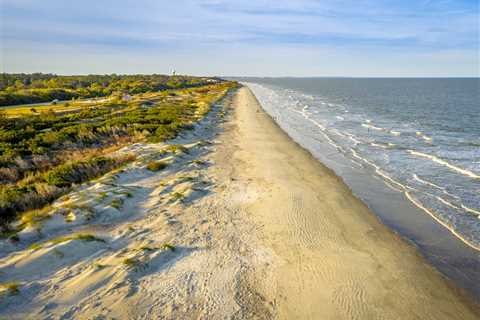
229,86,478,319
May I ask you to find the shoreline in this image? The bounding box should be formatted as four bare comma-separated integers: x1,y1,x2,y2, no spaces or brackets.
0,86,478,319
231,86,478,318
244,81,480,300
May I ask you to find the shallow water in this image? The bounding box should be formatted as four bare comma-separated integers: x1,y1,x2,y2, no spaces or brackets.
241,78,480,299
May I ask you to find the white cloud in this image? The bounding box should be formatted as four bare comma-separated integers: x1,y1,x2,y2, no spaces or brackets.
1,0,478,75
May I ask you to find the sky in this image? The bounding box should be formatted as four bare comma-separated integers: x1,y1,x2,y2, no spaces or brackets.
1,0,479,77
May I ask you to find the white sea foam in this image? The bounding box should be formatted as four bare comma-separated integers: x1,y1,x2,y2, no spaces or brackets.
416,131,432,142
413,174,445,191
245,81,480,252
461,205,480,217
371,142,388,149
331,129,347,138
289,105,342,151
408,150,480,179
390,130,401,136
362,123,383,131
344,132,361,145
436,196,461,210
350,148,405,191
405,192,480,251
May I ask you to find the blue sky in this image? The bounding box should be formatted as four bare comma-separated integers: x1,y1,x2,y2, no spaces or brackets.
1,0,478,76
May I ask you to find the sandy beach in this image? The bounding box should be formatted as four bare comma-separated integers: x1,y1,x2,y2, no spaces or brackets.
0,86,478,319
221,87,478,319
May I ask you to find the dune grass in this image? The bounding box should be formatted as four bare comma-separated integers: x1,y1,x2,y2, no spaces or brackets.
19,206,53,229
96,192,109,202
190,159,207,166
122,257,144,271
0,80,238,230
170,191,185,202
63,203,96,220
165,144,189,154
162,243,175,252
1,282,20,295
139,246,156,252
146,160,168,172
29,233,105,250
110,198,123,210
94,263,107,269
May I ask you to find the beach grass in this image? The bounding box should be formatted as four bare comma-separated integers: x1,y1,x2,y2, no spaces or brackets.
146,161,168,172
29,233,105,250
110,198,124,210
0,79,238,231
1,282,20,295
162,243,175,252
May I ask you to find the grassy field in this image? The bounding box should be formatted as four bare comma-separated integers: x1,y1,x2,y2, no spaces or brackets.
1,100,102,117
0,75,238,235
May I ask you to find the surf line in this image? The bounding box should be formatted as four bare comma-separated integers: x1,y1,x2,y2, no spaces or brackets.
408,150,480,179
405,192,480,251
350,149,480,252
252,84,480,252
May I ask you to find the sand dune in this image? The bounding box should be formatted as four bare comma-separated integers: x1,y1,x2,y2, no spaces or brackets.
0,87,478,319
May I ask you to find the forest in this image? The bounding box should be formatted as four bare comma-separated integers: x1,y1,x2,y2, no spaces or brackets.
0,73,218,106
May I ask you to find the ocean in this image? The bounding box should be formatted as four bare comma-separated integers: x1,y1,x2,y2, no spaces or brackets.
242,78,480,297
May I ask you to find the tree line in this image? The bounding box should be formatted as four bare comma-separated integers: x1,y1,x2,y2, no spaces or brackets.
0,73,219,106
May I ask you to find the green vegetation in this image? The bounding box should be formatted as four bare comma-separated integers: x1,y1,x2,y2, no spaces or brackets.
19,205,53,229
162,243,175,252
165,144,189,154
190,159,206,165
0,73,238,234
0,73,220,107
63,203,96,221
0,282,20,295
139,246,156,252
138,243,175,252
93,263,107,269
146,160,168,172
110,198,123,210
0,154,134,229
29,233,105,250
170,191,185,202
122,257,141,269
96,191,108,202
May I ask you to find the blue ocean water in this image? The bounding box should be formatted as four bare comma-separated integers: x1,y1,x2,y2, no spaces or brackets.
245,78,480,251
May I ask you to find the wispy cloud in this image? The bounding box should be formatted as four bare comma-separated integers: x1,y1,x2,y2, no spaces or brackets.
1,0,478,76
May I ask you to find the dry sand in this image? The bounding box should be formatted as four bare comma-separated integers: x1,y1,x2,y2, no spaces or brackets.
0,86,478,319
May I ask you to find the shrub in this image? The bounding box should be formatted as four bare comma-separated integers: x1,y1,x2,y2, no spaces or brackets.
0,78,237,229
110,198,123,210
165,144,188,154
122,258,140,268
146,161,167,172
20,206,53,228
162,243,175,252
44,156,129,187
